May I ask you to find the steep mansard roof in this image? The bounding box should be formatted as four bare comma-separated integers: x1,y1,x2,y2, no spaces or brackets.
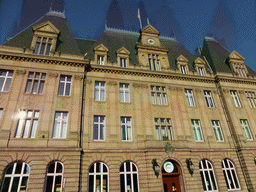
201,37,256,76
85,27,202,72
3,14,83,56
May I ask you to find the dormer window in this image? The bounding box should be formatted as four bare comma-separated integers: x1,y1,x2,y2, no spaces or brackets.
180,65,187,74
234,63,247,78
34,37,52,56
198,67,205,76
120,58,127,68
148,54,161,71
97,55,104,65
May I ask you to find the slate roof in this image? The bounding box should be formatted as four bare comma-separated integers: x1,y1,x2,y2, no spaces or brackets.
201,37,256,75
3,14,82,56
85,27,202,71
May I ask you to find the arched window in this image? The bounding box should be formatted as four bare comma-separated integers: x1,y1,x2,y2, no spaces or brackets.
199,159,218,191
120,161,139,192
45,161,64,192
1,161,30,192
222,159,240,190
88,162,109,192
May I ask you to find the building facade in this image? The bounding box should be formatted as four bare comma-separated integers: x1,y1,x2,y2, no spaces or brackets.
0,9,256,192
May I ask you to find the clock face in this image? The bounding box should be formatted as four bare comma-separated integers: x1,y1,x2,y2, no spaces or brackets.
147,38,155,45
163,161,174,173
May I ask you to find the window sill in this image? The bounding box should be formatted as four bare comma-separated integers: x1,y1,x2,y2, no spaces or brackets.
24,93,44,96
92,140,105,142
94,100,106,103
152,104,169,106
121,140,133,142
57,95,71,98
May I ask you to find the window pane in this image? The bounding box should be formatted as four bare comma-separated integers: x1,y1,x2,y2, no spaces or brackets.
25,80,32,93
35,42,40,54
30,119,38,138
46,176,54,191
93,124,99,140
65,83,71,96
11,177,20,191
38,81,45,94
15,162,23,174
46,44,51,55
3,78,11,91
58,82,64,95
23,119,31,138
2,177,11,192
40,43,46,54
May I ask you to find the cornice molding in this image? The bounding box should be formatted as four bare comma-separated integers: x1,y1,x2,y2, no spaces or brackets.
216,76,256,85
0,51,89,68
90,65,215,83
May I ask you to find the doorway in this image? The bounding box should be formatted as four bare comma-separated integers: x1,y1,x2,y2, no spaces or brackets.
162,160,182,192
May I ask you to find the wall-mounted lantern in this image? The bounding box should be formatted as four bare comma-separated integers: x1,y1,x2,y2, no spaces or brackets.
254,157,256,165
152,159,160,178
186,158,194,176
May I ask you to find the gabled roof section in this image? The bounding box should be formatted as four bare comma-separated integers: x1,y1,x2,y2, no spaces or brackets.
3,13,82,56
32,21,60,34
194,57,206,65
177,55,189,63
116,47,130,55
201,37,256,75
94,44,109,52
85,27,197,71
140,24,160,35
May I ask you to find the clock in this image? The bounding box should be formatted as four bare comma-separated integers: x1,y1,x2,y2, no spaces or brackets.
163,161,174,173
147,38,155,45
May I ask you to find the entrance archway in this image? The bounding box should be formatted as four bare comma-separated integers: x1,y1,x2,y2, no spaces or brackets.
162,160,182,192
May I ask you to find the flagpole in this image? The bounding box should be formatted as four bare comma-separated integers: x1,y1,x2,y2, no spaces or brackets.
138,8,142,29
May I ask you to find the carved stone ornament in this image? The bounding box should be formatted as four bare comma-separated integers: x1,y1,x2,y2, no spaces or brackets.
238,90,244,94
15,69,26,75
86,79,92,84
49,72,58,78
108,81,117,86
74,75,84,80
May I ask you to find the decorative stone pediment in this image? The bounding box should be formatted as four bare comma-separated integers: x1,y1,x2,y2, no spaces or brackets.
194,57,206,65
177,55,188,63
94,44,109,53
116,47,130,55
33,21,60,35
141,24,160,35
229,51,245,61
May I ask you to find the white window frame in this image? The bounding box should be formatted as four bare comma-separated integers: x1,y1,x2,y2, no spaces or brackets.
25,72,46,94
121,117,132,141
150,86,168,105
204,91,215,108
94,81,106,101
240,119,253,140
212,120,224,142
198,67,205,76
230,91,241,107
199,159,218,191
15,110,40,138
1,161,30,192
120,58,127,68
185,89,196,107
234,63,247,78
222,159,240,190
180,65,187,74
97,55,104,65
0,69,13,92
58,75,72,96
154,118,173,140
34,37,52,56
45,161,64,192
52,112,68,139
120,83,130,103
88,162,109,192
148,54,161,71
191,119,204,141
245,91,256,108
93,115,105,141
120,161,140,192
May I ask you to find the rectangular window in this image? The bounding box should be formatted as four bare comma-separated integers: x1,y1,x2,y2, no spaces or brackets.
148,54,161,71
191,119,203,141
212,120,224,141
121,117,132,141
185,89,196,107
52,112,68,138
198,67,205,76
204,90,215,107
180,65,187,74
97,55,104,65
151,86,167,105
240,119,253,140
58,75,72,96
245,91,256,108
93,116,105,141
34,37,52,56
120,58,127,68
94,81,106,101
15,110,40,138
0,108,3,118
155,118,173,140
230,91,241,107
25,72,46,94
120,83,130,102
234,63,247,78
0,69,13,92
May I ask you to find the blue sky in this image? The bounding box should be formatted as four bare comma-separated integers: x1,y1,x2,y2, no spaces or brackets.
1,0,256,71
